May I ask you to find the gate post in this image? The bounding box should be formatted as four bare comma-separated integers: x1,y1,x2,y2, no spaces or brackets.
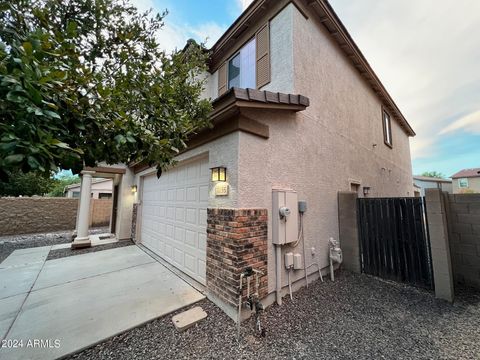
425,189,454,302
338,191,361,273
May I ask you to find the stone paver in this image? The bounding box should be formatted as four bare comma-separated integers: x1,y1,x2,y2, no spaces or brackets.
172,306,208,332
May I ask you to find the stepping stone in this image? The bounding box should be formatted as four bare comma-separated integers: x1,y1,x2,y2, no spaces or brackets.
172,306,207,332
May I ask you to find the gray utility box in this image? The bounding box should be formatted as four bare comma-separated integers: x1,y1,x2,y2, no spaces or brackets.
272,189,299,245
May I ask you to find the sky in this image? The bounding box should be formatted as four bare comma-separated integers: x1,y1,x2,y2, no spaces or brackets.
132,0,480,178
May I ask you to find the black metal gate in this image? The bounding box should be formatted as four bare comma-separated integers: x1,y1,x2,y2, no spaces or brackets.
357,197,434,290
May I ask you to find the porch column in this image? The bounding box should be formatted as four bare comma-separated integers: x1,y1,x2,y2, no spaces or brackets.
72,179,83,238
72,170,95,249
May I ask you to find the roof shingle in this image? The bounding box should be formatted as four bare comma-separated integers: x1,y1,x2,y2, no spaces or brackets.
451,168,480,179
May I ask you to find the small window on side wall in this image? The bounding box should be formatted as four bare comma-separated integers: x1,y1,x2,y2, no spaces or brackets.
383,110,393,148
458,178,469,188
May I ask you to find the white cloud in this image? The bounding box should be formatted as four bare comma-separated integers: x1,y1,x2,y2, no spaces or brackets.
329,0,480,160
440,110,480,135
130,0,228,51
190,22,227,47
237,0,254,12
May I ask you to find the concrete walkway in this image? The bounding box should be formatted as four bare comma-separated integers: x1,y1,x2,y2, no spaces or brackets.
0,245,205,360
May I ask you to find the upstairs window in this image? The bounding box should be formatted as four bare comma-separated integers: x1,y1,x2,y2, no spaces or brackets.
383,110,393,148
217,22,270,96
228,38,256,89
458,178,469,188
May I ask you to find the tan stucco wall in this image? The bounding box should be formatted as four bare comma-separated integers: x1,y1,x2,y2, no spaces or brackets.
452,177,480,194
134,132,240,209
67,179,113,199
235,4,414,293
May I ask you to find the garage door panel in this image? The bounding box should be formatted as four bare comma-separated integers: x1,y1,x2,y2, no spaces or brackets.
199,209,207,227
175,208,185,221
141,156,209,285
184,254,196,272
198,260,206,280
185,208,197,225
198,233,206,252
185,230,196,248
186,187,197,202
199,185,209,202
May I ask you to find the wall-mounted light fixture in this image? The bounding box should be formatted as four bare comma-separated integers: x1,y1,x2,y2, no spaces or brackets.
211,167,226,182
131,185,138,193
363,186,371,197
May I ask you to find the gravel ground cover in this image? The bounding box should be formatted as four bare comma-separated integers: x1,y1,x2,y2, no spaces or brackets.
46,240,134,260
67,271,480,360
0,227,109,263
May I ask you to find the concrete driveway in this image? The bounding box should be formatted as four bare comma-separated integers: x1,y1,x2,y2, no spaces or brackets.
0,245,205,360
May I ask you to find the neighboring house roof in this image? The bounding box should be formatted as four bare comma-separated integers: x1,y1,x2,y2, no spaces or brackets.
65,178,112,191
209,0,415,137
413,176,452,183
451,168,480,179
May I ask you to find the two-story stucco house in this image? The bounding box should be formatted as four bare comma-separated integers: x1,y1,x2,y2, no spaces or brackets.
451,168,480,194
71,0,415,319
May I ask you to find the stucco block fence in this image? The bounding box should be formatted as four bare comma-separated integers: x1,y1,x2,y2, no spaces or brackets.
0,197,112,236
445,193,480,289
338,189,480,302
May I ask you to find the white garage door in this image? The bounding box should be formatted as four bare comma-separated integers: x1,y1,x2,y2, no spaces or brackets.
140,157,209,284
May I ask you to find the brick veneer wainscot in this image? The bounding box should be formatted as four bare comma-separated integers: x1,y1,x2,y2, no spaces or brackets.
206,208,268,308
131,203,138,241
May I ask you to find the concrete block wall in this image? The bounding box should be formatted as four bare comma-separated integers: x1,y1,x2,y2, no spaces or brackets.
445,193,480,289
0,197,78,236
0,197,113,236
89,199,112,227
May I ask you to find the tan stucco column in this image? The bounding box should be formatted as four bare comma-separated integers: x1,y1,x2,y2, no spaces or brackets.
71,170,95,249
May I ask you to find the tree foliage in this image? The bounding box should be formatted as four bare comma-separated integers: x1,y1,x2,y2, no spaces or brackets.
47,173,80,197
0,170,56,196
0,0,212,180
421,171,446,179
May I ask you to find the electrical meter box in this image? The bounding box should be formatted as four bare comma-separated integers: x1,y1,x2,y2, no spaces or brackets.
272,189,299,245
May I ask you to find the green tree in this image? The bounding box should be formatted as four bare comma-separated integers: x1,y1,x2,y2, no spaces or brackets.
47,173,80,197
0,171,56,196
421,171,446,179
0,0,212,180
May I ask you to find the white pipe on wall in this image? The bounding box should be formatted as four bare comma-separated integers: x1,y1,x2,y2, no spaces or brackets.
275,244,282,306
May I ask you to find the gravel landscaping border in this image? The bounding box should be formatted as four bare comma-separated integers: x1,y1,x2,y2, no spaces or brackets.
46,240,134,260
67,271,480,360
0,227,109,263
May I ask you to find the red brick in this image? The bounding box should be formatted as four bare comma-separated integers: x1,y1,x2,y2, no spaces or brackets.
206,208,268,305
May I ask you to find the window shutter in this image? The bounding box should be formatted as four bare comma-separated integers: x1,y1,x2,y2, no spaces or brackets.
218,62,228,96
256,22,270,89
